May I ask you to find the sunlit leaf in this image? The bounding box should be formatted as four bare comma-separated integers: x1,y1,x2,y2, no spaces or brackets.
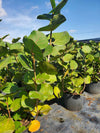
28,30,48,49
10,98,21,112
49,0,68,14
0,118,15,133
38,14,66,31
70,60,78,70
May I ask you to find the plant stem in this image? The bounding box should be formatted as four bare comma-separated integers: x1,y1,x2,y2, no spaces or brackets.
6,97,11,118
32,53,37,91
48,30,52,62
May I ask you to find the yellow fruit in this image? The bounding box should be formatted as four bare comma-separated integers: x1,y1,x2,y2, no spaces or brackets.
28,120,40,132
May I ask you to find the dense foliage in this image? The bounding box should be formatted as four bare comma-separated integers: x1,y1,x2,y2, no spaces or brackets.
0,0,100,132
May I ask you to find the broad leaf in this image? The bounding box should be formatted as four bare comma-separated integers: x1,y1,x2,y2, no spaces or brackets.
50,0,56,9
63,54,74,62
43,45,53,57
23,71,34,84
10,98,21,112
82,45,92,53
8,42,23,52
49,0,68,14
72,77,84,87
87,67,93,74
29,91,43,101
12,37,21,43
86,54,94,62
28,30,48,49
36,73,50,84
31,104,52,116
37,14,52,21
54,86,62,98
47,75,57,83
17,54,33,71
49,31,70,46
0,56,16,70
84,76,91,84
21,95,35,110
38,61,57,75
51,45,66,56
23,36,43,60
70,60,78,70
38,14,66,31
0,118,15,133
2,82,19,94
0,39,5,47
0,46,8,57
39,83,54,101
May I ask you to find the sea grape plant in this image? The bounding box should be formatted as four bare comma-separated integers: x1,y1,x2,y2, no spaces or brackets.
0,0,100,132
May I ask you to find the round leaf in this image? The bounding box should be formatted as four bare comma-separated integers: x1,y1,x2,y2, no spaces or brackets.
10,98,21,112
70,60,78,70
28,30,48,49
0,118,15,133
82,46,92,53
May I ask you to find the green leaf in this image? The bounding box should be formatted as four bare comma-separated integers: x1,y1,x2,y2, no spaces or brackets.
38,61,57,75
49,0,68,14
0,39,5,47
21,95,35,110
38,14,66,31
23,36,43,61
14,121,21,130
17,54,33,71
29,91,43,101
50,31,70,46
36,73,50,84
0,118,15,133
0,46,8,57
28,30,48,49
50,0,56,9
70,60,78,70
10,98,21,112
13,113,21,121
51,45,65,56
8,42,24,52
47,75,57,83
15,126,26,133
37,14,52,21
72,77,84,87
87,67,93,74
86,54,94,62
39,83,53,101
2,82,19,94
1,34,9,40
23,71,34,84
63,54,74,62
82,45,92,53
84,76,91,84
54,86,62,98
0,56,16,70
12,37,21,43
43,45,53,57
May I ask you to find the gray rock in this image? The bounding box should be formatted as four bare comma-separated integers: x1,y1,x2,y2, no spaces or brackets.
23,92,100,133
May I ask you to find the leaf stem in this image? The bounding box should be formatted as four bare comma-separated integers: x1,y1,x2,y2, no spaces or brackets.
6,97,11,118
48,30,52,62
32,53,37,91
